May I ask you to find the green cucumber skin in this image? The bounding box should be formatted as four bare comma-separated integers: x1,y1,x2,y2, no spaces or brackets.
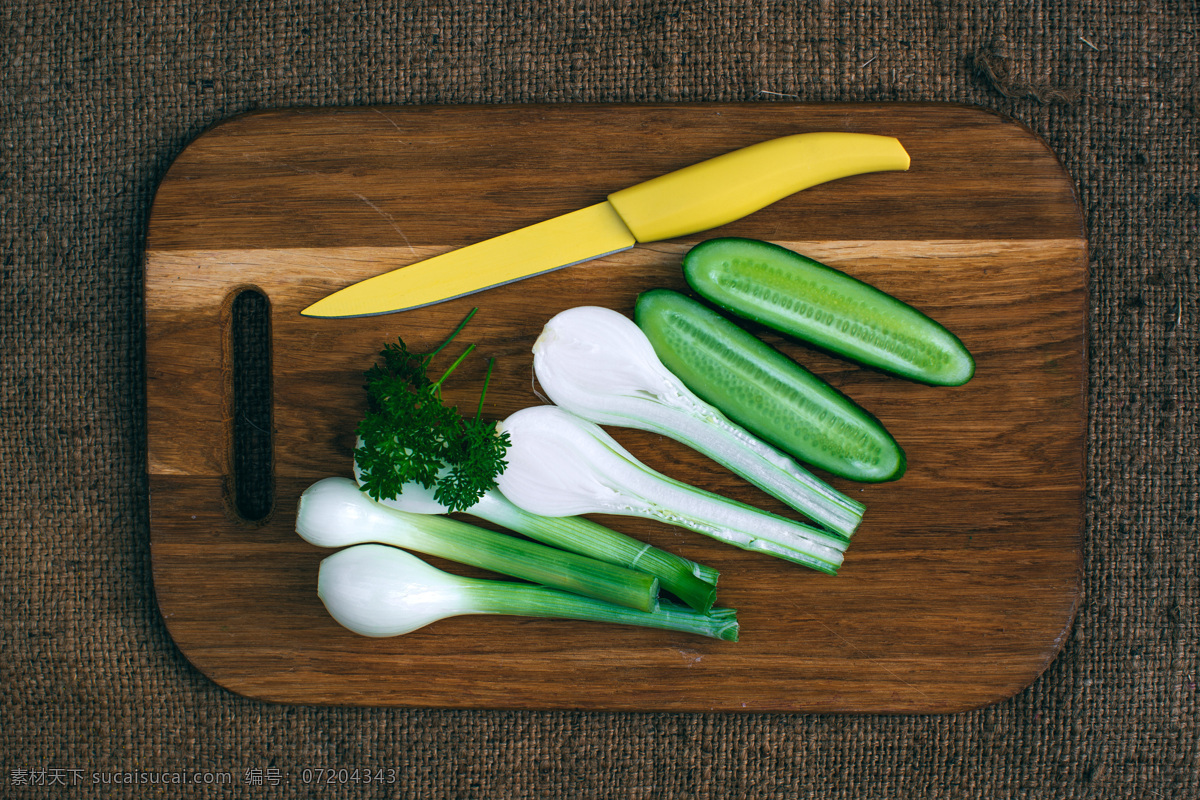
682,238,975,387
635,289,906,483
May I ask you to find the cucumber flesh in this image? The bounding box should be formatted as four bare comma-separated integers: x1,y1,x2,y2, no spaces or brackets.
682,238,975,386
635,289,905,483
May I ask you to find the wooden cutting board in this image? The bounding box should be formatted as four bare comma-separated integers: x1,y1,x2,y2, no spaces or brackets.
144,103,1086,712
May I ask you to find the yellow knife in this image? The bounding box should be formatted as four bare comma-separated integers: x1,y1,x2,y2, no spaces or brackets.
301,132,910,318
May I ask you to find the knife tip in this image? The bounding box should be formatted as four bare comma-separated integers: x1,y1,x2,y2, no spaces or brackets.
299,299,404,319
299,297,348,318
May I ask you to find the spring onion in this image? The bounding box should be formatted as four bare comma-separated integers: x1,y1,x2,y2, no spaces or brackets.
532,305,865,536
318,543,739,641
297,477,659,611
352,462,718,612
495,405,850,574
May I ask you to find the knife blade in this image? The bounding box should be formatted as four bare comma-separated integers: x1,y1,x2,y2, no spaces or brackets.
301,132,910,318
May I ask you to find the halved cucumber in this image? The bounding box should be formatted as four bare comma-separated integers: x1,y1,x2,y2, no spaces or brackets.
635,289,905,483
682,238,975,386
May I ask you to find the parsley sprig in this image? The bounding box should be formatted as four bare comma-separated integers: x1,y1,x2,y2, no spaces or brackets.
354,309,510,512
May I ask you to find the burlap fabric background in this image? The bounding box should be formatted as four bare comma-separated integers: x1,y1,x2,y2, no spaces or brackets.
2,2,1197,798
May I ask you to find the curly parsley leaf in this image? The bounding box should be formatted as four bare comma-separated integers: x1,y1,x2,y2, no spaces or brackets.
353,310,510,512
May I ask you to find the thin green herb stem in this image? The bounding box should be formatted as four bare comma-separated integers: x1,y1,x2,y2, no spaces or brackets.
476,357,496,419
427,307,478,359
432,342,477,394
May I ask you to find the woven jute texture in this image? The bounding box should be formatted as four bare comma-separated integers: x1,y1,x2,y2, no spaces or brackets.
2,1,1197,798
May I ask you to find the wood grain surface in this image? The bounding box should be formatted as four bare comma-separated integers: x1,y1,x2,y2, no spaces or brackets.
144,103,1086,712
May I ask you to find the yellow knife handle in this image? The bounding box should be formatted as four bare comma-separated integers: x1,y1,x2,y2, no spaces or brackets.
606,132,910,243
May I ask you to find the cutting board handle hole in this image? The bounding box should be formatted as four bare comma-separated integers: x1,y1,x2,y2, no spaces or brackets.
229,287,274,523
